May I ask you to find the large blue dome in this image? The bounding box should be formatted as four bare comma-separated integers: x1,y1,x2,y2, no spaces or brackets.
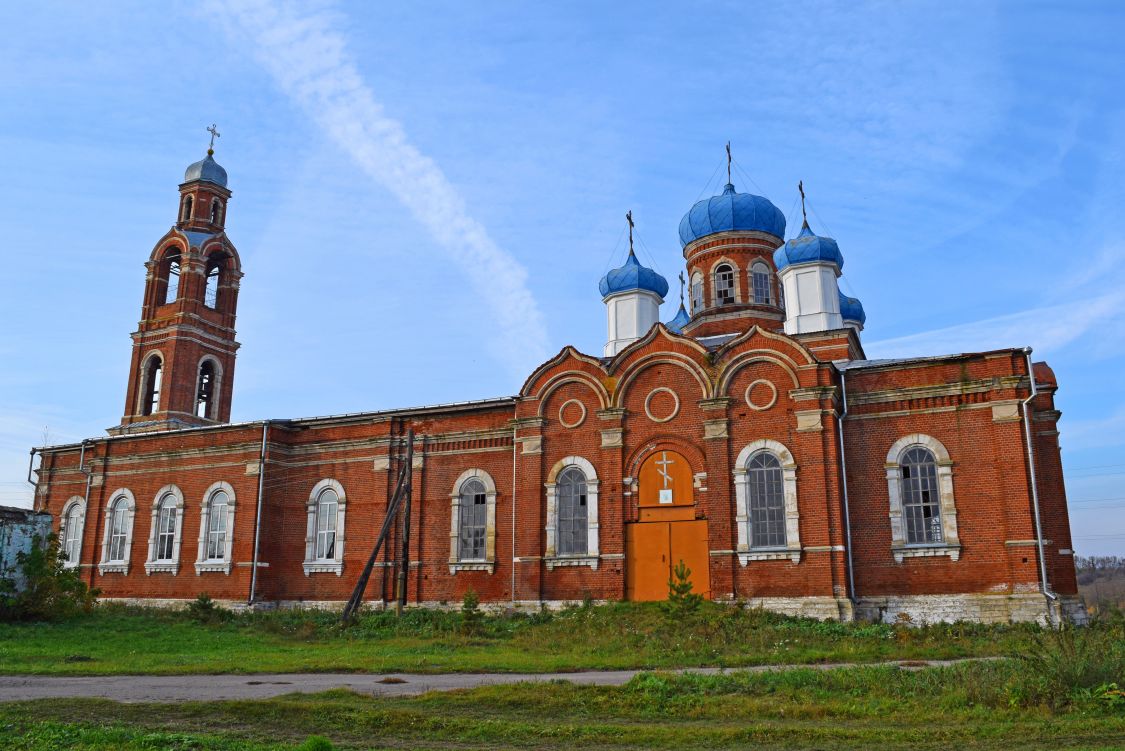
678,183,786,247
839,288,866,326
599,251,669,299
774,223,844,272
184,153,228,188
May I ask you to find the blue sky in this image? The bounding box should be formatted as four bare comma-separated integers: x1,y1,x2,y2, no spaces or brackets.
0,1,1123,554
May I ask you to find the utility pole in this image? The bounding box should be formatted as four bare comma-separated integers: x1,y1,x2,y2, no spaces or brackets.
395,429,414,616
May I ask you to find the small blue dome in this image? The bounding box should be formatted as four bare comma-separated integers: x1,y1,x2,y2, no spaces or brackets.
665,303,691,334
184,153,228,188
599,251,669,299
839,288,866,326
774,222,844,272
678,183,786,247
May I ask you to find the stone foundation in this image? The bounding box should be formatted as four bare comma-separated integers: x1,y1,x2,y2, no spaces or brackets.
854,593,1087,625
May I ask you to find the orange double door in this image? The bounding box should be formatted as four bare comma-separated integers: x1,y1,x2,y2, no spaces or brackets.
624,519,710,602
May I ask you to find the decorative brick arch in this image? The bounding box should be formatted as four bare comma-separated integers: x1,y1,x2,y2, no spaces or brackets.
612,353,713,408
733,439,802,563
449,468,498,574
885,434,960,562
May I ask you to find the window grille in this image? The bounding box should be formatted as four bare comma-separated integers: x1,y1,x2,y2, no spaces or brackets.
901,447,943,544
715,264,735,305
747,452,786,548
155,496,177,561
556,467,588,555
315,488,339,560
458,479,487,560
108,498,129,562
165,260,181,304
206,490,228,560
752,265,772,304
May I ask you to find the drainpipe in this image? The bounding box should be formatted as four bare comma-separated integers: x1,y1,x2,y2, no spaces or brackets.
511,423,518,607
835,366,857,612
248,421,269,606
26,448,39,499
1020,348,1057,625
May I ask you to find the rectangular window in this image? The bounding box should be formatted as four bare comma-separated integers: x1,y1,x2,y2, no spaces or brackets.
206,502,227,560
557,480,588,556
458,492,487,560
748,468,786,548
156,506,176,561
316,502,337,560
902,463,943,544
753,270,772,305
109,509,128,562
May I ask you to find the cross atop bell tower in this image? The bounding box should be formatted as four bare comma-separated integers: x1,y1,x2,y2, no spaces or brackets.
113,134,243,434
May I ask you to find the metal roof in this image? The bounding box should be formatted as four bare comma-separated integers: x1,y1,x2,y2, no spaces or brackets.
678,183,786,247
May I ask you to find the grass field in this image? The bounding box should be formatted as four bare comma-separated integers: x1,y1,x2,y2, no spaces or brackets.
0,600,1044,676
2,662,1125,750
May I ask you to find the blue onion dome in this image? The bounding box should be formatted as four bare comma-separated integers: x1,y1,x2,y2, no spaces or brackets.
773,221,844,272
678,183,786,247
839,288,866,326
599,250,670,299
184,152,228,188
666,302,691,334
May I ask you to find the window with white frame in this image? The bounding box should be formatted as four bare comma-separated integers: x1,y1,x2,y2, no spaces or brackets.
140,354,163,416
746,452,786,547
164,258,181,304
59,497,86,568
714,263,736,306
690,271,704,314
544,456,600,569
196,482,236,574
99,489,136,574
751,262,772,305
145,485,184,575
733,440,802,563
304,479,346,575
885,434,961,562
449,469,497,573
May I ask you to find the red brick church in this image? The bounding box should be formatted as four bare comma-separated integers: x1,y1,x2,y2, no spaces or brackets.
30,145,1084,623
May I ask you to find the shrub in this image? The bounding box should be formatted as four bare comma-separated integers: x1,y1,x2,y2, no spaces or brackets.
664,560,703,619
185,593,232,625
461,588,483,636
296,736,335,751
0,534,98,621
1010,618,1125,710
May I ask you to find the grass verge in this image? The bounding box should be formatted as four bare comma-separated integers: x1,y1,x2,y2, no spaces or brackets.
0,600,1047,675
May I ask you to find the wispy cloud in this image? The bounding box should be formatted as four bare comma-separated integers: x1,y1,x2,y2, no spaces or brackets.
203,0,548,375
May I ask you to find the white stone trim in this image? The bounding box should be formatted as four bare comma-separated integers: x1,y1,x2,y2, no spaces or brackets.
99,488,136,575
304,479,346,576
195,481,236,575
885,434,960,563
558,399,587,429
544,455,599,569
449,468,497,574
745,379,778,411
733,440,802,565
145,484,185,575
644,387,680,423
59,496,86,569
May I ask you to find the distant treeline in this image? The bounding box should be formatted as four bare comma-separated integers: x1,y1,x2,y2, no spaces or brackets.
1076,556,1125,611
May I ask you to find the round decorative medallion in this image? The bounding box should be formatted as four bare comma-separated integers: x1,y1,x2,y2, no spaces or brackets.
644,387,681,423
745,379,778,411
558,399,587,428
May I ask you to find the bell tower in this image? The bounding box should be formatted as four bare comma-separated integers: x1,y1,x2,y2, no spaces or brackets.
113,129,243,434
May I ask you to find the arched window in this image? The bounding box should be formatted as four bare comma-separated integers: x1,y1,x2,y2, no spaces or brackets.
714,263,736,306
885,434,960,562
557,467,589,556
901,447,942,544
164,259,181,304
154,494,178,561
196,482,236,574
182,196,193,222
141,355,162,416
746,452,786,548
205,490,229,560
458,478,487,560
204,265,220,308
314,488,339,560
60,498,85,567
196,360,216,419
751,263,772,305
690,272,704,314
98,490,136,574
210,198,221,224
303,479,347,574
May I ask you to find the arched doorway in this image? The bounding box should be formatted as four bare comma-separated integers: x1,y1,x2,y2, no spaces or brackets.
625,449,710,601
